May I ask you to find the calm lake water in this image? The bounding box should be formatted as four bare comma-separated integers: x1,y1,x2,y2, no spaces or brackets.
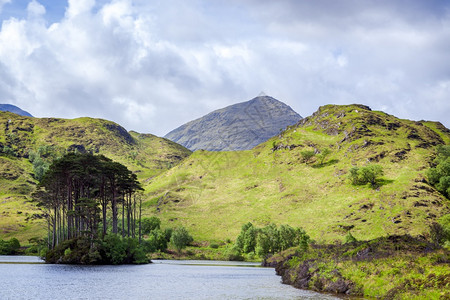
0,256,339,300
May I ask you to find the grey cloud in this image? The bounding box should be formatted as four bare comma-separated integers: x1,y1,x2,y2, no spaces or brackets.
0,0,448,136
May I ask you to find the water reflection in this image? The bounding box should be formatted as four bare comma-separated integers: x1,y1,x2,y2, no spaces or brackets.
0,255,44,263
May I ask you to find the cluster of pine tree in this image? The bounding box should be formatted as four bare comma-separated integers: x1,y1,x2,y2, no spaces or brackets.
33,153,146,264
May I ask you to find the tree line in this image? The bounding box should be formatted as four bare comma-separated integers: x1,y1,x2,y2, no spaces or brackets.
33,152,143,250
232,222,310,259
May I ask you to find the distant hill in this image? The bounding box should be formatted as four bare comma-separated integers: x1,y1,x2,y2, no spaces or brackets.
0,111,191,242
0,104,33,117
165,95,302,151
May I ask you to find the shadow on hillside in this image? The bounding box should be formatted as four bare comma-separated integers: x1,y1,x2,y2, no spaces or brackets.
374,178,394,188
312,159,339,169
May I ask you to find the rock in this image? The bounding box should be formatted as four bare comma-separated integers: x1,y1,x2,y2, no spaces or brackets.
164,95,302,151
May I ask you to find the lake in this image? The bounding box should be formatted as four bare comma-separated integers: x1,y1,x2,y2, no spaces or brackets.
0,256,339,299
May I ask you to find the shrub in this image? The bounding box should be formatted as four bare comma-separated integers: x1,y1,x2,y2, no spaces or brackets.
429,223,445,246
32,157,49,181
44,235,149,264
344,232,358,244
349,165,384,187
164,227,173,242
0,238,21,255
226,247,244,261
235,222,257,253
235,223,310,257
256,223,280,257
427,145,450,198
438,214,450,242
1,146,16,157
144,229,168,253
317,147,331,165
100,234,149,264
141,216,161,235
301,150,315,164
170,226,193,252
209,243,219,249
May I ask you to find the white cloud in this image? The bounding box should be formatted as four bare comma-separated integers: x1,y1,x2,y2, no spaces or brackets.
66,0,95,18
27,0,45,18
0,0,448,135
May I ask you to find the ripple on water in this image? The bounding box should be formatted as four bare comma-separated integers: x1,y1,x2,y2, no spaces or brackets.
0,257,339,300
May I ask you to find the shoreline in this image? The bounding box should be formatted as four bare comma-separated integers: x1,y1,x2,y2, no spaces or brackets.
263,235,450,299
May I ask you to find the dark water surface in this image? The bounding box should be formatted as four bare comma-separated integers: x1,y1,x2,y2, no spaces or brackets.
0,256,339,299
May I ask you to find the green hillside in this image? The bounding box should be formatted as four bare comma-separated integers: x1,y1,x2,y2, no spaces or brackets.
1,104,449,246
144,104,450,243
0,111,191,243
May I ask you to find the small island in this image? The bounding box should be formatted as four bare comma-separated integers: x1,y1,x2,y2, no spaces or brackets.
34,152,149,264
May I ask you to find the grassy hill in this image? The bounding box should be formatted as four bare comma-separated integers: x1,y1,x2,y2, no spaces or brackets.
144,104,450,243
1,104,449,246
0,111,191,243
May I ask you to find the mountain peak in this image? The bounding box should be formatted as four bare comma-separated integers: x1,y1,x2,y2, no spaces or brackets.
165,95,302,151
0,104,33,117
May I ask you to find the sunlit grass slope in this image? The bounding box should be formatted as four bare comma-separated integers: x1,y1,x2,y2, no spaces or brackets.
0,111,191,243
144,104,450,242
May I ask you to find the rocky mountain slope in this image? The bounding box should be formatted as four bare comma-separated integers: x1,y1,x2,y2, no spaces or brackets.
145,104,450,242
165,95,302,151
0,104,33,117
0,111,191,242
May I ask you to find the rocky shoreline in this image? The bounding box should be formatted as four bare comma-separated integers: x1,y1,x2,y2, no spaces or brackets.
263,251,360,296
262,235,449,299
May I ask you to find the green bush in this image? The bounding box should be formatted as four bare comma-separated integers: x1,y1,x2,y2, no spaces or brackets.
256,224,280,257
141,216,161,235
209,243,219,249
427,145,450,198
101,234,126,264
32,157,50,181
170,226,193,252
235,222,257,253
144,229,168,253
164,227,173,242
300,150,315,164
0,238,21,255
1,146,16,157
317,147,331,165
100,234,149,264
344,232,358,244
349,164,384,187
234,223,310,257
44,235,149,264
439,214,450,241
225,247,244,261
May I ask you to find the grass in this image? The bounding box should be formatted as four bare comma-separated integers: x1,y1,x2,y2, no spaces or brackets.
0,111,191,243
1,104,449,247
143,104,449,244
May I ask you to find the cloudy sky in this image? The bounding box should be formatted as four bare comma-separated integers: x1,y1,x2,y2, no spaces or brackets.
0,0,449,136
